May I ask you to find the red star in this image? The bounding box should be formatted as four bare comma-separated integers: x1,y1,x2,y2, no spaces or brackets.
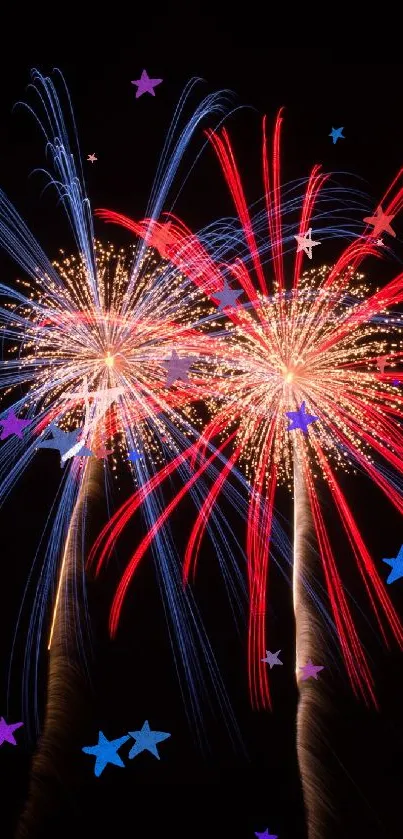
363,206,396,238
94,446,113,459
152,222,178,259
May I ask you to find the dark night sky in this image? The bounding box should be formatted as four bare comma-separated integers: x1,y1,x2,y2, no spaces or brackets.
0,23,403,839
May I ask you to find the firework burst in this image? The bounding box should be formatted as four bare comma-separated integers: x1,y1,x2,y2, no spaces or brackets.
0,69,247,751
98,109,403,714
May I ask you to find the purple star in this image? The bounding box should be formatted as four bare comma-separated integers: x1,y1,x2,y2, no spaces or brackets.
0,716,24,746
213,281,243,312
131,70,163,99
0,409,31,440
392,379,400,386
163,350,194,387
255,830,278,839
261,650,283,669
286,401,318,434
299,659,324,681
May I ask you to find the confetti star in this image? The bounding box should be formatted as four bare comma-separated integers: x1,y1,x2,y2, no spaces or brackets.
87,153,97,163
61,381,125,430
286,401,318,434
363,205,396,238
82,731,130,777
152,221,176,259
0,717,24,746
375,238,384,246
392,379,400,386
329,126,344,144
294,228,321,260
382,544,403,584
255,830,278,839
37,424,93,466
0,409,31,440
377,355,388,374
163,350,194,387
213,281,243,312
131,70,163,98
299,659,324,681
261,650,283,669
127,720,171,760
128,450,142,463
94,444,113,459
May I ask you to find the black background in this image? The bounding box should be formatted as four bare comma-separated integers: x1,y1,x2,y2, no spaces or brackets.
0,21,403,839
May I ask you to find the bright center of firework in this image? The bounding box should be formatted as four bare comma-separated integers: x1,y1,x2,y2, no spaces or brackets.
105,351,114,368
282,364,296,383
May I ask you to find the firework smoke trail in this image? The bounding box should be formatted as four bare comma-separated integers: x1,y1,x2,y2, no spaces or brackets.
293,455,332,839
15,457,101,839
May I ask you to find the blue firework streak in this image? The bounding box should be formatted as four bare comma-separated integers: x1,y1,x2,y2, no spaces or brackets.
0,68,252,745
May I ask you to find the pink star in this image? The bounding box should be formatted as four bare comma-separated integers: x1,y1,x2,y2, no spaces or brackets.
87,153,97,163
299,659,324,681
0,409,31,440
363,205,396,238
131,70,163,99
377,355,388,374
0,716,24,746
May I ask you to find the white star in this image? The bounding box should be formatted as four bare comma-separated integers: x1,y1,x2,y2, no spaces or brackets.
294,228,321,260
61,380,124,431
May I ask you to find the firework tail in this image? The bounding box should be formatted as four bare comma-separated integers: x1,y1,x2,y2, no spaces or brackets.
15,458,102,838
293,454,334,839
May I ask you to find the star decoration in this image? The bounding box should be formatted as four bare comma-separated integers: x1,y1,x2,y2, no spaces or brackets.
392,379,400,386
286,402,318,434
127,720,171,760
82,731,130,777
375,238,384,246
37,424,93,466
94,444,113,459
152,221,177,259
255,830,278,839
0,410,31,440
261,650,283,669
294,228,321,260
61,381,124,428
299,659,324,681
213,281,243,312
377,355,388,374
329,126,344,144
382,544,403,584
163,350,194,387
128,450,142,463
87,153,97,163
363,205,396,238
0,717,24,746
131,70,163,98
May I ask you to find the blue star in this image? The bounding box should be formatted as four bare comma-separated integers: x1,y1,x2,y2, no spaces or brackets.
37,424,93,466
329,126,344,144
213,281,243,312
382,544,403,584
127,720,171,760
286,401,318,434
392,379,400,386
128,450,142,463
82,731,130,777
